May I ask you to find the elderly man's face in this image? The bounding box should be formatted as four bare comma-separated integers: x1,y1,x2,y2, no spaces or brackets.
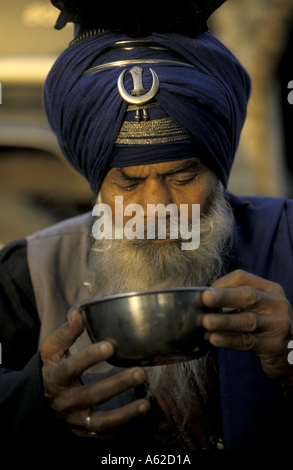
100,157,218,232
93,157,232,434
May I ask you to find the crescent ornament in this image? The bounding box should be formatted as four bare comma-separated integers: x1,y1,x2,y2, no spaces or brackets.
117,67,159,105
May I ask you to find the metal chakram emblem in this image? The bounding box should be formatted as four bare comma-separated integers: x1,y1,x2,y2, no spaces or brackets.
117,66,159,121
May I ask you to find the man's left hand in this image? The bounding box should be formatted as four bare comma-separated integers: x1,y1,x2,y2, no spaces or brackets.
201,270,293,383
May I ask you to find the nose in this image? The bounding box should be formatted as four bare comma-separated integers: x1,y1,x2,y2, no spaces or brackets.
140,179,174,215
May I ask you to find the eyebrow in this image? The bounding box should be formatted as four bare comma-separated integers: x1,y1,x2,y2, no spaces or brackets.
116,168,143,181
166,158,201,175
115,159,201,181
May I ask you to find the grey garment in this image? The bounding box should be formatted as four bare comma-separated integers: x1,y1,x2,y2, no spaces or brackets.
26,212,93,347
26,212,133,410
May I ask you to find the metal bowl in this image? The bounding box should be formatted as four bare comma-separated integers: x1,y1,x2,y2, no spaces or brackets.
79,287,213,367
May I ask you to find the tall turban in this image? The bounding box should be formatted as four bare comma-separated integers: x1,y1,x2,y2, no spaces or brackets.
43,30,251,195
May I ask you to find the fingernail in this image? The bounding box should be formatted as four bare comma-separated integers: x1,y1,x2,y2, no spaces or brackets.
133,370,145,383
69,310,79,322
202,289,217,305
99,341,112,353
210,333,223,346
138,403,148,414
206,288,217,298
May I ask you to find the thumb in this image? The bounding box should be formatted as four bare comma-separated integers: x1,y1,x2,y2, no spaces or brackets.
40,310,84,361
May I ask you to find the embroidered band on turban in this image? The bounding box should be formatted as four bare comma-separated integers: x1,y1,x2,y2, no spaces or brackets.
43,31,251,195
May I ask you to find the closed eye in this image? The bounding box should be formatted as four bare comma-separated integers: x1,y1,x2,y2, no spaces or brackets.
173,174,197,186
116,182,140,191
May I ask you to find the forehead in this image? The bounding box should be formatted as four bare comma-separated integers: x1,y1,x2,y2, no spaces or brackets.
108,158,205,179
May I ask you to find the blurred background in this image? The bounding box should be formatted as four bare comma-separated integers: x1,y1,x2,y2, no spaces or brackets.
0,0,94,248
1,0,293,248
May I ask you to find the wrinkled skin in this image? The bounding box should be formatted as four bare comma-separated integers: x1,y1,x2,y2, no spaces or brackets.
41,269,293,439
41,311,150,439
201,269,293,383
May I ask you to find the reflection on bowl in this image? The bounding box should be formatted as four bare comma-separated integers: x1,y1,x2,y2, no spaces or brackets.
79,287,213,367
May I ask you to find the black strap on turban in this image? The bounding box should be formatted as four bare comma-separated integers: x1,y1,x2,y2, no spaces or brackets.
51,0,227,38
43,30,251,195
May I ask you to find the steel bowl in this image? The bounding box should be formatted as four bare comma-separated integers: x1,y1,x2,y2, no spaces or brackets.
79,287,213,367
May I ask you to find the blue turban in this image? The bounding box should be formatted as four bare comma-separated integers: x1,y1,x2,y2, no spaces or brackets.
43,30,251,195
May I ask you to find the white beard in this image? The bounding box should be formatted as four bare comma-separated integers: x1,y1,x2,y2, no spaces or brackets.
89,182,234,434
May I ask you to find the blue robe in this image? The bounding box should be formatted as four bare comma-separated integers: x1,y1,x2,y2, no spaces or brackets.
219,193,293,449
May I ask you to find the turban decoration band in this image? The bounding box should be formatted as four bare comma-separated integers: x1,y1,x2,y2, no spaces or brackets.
82,56,193,146
43,30,251,195
115,115,190,146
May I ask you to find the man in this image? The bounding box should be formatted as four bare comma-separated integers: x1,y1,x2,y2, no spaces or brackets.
1,0,293,454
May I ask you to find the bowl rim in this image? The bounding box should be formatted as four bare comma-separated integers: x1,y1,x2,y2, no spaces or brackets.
78,286,213,310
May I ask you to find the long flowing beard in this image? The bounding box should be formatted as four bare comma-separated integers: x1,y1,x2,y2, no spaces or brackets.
89,183,234,437
90,183,234,297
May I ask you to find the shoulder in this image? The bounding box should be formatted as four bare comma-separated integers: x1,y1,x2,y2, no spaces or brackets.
227,192,293,235
227,192,290,213
26,212,94,242
25,212,94,282
226,193,293,301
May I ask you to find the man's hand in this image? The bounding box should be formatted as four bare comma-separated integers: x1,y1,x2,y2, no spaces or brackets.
201,270,293,383
40,310,150,439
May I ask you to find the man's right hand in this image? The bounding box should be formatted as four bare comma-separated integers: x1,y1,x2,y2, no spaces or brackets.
40,310,151,439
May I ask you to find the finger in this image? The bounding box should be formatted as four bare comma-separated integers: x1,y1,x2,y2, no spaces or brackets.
67,399,151,438
211,270,284,295
91,400,151,432
207,332,260,352
203,310,291,335
202,285,278,312
202,311,265,333
47,341,115,388
41,310,84,360
52,367,148,410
